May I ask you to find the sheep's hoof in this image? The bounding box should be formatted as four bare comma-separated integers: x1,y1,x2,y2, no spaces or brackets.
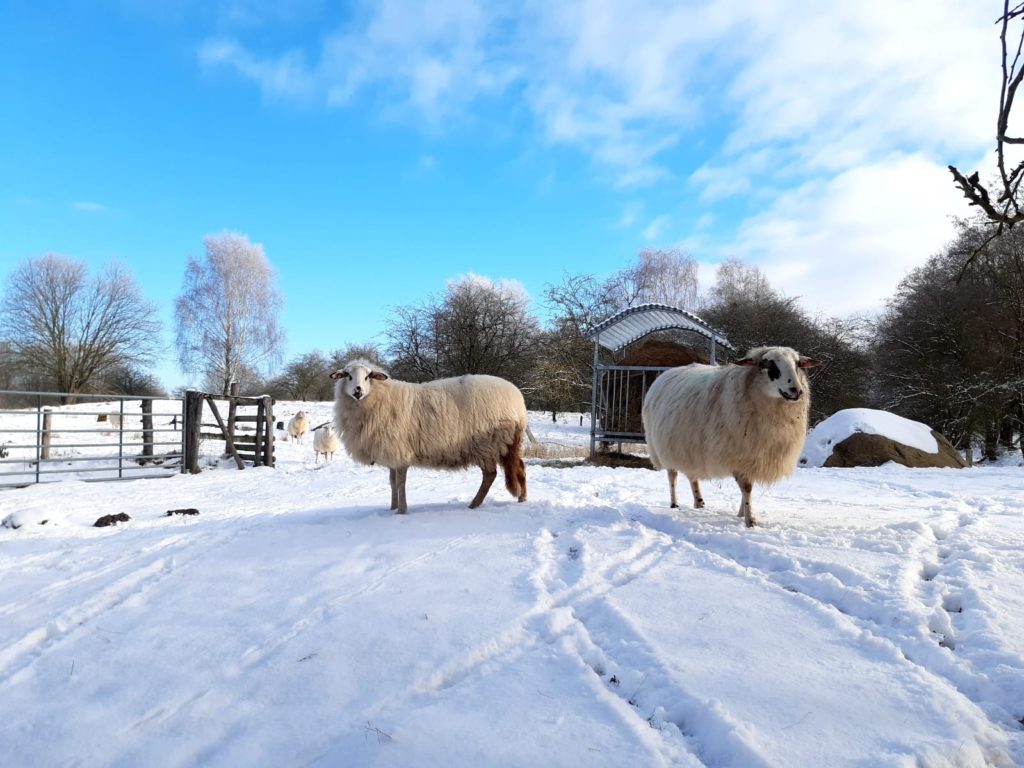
517,495,526,503
670,502,679,509
745,519,757,528
694,500,705,509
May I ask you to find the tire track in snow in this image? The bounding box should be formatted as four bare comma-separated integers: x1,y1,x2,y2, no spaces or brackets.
624,501,1022,736
0,521,266,686
411,524,671,696
531,521,773,768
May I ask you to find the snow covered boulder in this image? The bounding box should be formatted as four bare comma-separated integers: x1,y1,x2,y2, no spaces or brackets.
800,408,966,469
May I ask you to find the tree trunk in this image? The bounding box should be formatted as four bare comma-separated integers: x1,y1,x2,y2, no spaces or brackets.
983,423,998,462
999,412,1018,452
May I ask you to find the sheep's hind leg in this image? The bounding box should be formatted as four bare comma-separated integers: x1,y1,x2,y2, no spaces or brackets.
689,478,705,509
389,468,399,510
667,469,679,508
469,464,498,509
733,473,755,527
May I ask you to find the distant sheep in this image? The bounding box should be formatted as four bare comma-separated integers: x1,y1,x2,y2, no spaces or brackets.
97,413,122,429
312,424,340,462
642,346,818,527
287,411,309,443
330,359,528,513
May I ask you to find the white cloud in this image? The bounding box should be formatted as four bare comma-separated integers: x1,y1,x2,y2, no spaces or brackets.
617,201,643,229
195,0,999,269
642,215,670,242
199,38,314,101
719,153,966,316
72,201,108,213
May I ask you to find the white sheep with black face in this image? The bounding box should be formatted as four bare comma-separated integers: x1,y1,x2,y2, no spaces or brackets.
641,346,818,527
330,359,528,514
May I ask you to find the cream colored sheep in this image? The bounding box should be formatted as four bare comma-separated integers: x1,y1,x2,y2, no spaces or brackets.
641,346,818,527
312,424,340,462
287,411,309,443
330,359,528,513
97,413,122,429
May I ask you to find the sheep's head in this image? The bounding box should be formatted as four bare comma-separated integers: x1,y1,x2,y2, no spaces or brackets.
736,347,818,402
329,359,389,402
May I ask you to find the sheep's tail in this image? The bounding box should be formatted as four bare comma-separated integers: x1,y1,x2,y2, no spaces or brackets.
501,423,528,502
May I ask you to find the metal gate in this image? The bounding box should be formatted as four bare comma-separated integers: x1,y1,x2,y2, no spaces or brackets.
0,391,185,488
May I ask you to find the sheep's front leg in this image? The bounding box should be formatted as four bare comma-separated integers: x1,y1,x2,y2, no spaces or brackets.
469,464,497,509
391,466,407,514
733,473,755,527
689,478,705,509
389,467,399,510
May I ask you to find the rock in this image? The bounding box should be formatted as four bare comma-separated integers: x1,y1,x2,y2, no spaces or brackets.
823,431,966,469
166,508,199,516
94,512,131,527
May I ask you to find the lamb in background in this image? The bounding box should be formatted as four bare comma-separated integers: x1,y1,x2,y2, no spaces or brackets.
330,359,528,513
642,346,818,527
312,423,340,462
287,411,309,443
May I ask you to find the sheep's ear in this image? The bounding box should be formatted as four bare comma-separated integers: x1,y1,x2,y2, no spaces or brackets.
735,358,758,367
797,357,819,369
330,370,349,380
369,371,389,381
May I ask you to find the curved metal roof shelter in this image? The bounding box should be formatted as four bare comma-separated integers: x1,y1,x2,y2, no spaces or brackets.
586,302,734,355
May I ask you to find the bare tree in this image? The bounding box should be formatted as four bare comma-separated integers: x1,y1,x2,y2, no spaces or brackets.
949,2,1024,272
607,248,699,309
174,233,285,394
386,274,540,388
0,254,160,403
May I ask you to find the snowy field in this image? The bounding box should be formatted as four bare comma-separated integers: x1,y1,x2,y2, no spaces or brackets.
1,403,1023,767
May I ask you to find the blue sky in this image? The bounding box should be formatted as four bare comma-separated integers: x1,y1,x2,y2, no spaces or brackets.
0,1,999,389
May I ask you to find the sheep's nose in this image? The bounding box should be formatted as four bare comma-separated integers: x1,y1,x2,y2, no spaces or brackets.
352,386,363,399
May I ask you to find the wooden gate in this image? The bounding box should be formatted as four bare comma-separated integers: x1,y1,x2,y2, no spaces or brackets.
182,389,275,473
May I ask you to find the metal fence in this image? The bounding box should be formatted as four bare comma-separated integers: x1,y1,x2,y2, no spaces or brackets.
589,365,672,455
0,391,185,488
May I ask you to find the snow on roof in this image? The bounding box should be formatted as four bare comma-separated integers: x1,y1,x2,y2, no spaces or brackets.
801,408,939,468
586,302,735,353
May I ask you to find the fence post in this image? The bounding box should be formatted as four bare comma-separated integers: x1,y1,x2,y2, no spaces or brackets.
141,399,154,461
41,408,52,461
228,381,239,437
183,390,203,474
262,395,275,468
35,394,42,483
117,399,125,479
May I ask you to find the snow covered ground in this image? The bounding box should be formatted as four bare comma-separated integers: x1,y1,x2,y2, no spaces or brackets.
1,405,1022,767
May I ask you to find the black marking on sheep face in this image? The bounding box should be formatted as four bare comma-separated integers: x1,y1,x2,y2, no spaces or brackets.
760,359,781,381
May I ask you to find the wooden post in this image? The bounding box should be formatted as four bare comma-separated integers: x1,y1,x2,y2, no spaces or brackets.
41,409,52,460
206,396,244,470
228,381,239,439
254,398,265,468
141,399,154,461
262,395,275,468
183,390,203,474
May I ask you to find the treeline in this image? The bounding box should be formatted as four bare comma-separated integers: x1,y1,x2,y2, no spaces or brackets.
1,227,1021,456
